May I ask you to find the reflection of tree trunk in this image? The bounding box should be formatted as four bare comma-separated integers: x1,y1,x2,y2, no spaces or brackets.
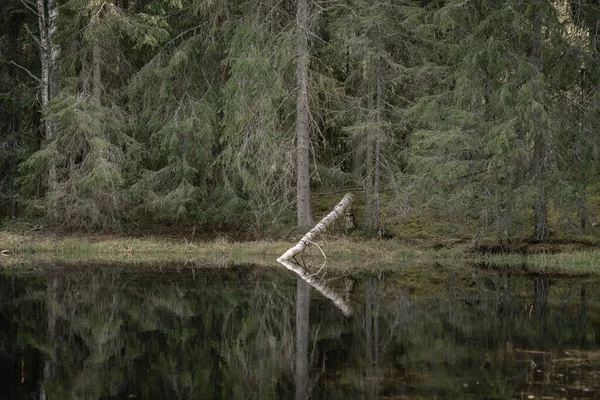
365,278,380,366
279,258,352,316
578,284,587,342
39,277,59,400
295,278,310,400
364,277,381,399
533,277,549,320
531,0,548,242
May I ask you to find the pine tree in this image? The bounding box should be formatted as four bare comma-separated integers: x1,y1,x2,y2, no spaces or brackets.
127,0,234,226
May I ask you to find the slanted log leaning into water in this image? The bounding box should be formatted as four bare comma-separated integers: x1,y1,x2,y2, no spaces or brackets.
277,193,354,262
277,193,354,316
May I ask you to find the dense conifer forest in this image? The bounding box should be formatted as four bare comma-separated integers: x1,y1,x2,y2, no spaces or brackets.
2,0,600,243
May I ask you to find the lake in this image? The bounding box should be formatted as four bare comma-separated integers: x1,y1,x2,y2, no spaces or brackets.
1,262,599,399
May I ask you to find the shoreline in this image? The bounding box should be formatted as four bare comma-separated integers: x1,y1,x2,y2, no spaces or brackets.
2,231,600,276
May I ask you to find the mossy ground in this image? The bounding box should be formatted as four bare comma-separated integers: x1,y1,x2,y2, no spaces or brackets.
2,228,600,276
2,191,600,275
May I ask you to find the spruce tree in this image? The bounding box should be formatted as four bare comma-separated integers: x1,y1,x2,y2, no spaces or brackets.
20,0,170,230
321,0,418,233
406,0,592,243
0,0,41,220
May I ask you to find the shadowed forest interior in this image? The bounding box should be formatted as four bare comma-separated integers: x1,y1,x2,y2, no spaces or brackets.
2,0,600,244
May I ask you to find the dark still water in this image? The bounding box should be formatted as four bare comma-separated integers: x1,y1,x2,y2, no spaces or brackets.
1,263,599,400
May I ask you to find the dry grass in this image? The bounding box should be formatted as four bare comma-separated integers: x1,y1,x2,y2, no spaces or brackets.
2,231,600,275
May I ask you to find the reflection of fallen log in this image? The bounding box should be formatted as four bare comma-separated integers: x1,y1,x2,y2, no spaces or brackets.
277,193,354,317
278,258,353,316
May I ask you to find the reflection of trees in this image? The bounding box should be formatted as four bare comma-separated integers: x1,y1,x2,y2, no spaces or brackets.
219,280,295,399
2,265,300,399
533,276,550,320
342,274,412,399
2,266,600,399
315,270,600,399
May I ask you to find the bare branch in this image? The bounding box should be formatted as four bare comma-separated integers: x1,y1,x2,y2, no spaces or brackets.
8,60,41,82
19,0,38,16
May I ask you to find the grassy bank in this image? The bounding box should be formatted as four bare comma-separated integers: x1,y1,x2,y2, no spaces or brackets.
2,231,600,276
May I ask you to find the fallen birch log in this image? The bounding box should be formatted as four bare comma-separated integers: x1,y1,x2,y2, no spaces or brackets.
277,193,354,316
277,193,354,262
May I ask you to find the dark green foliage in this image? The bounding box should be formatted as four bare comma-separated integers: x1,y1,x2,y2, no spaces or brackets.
405,0,600,242
0,0,41,221
1,0,599,239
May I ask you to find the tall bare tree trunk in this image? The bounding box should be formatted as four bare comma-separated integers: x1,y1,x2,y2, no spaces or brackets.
366,25,384,232
365,120,373,227
532,0,548,242
372,52,383,232
295,0,313,229
37,0,60,221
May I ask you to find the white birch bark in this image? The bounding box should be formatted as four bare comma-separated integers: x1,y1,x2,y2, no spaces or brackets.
278,193,353,261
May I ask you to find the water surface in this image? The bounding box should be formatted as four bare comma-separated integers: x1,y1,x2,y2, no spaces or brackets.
1,262,599,399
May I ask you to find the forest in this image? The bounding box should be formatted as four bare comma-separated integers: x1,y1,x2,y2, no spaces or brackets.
2,0,600,244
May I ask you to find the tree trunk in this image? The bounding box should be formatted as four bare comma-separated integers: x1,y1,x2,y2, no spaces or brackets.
577,192,588,230
532,0,548,242
37,0,60,221
365,123,373,228
93,43,102,103
278,193,354,261
372,49,383,232
295,0,313,229
366,24,384,232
